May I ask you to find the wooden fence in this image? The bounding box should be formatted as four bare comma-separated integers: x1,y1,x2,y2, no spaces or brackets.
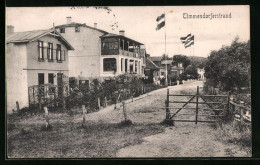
229,100,251,124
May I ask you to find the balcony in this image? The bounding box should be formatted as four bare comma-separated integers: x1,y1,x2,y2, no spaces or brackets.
101,49,141,59
120,49,137,57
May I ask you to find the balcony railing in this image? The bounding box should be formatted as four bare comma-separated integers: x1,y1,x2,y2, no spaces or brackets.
101,49,142,59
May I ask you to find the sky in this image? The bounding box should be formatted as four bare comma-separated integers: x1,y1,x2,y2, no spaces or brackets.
6,6,250,58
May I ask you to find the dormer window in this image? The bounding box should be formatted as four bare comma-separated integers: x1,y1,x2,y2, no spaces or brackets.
60,27,65,33
75,26,80,32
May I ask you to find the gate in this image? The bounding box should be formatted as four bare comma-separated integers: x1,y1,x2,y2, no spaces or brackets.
164,86,230,124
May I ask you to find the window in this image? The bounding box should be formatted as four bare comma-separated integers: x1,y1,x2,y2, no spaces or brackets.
48,73,54,84
48,73,55,93
109,42,119,50
103,58,117,72
38,41,44,60
47,43,53,61
60,28,65,33
161,72,165,76
56,44,61,62
38,73,44,95
102,42,109,50
75,26,80,32
38,73,44,85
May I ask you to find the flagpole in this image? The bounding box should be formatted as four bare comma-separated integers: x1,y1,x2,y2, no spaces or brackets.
165,12,167,87
193,37,195,56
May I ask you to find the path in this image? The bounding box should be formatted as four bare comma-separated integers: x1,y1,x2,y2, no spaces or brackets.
83,81,249,157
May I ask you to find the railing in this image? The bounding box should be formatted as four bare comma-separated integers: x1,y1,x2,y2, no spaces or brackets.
119,49,133,57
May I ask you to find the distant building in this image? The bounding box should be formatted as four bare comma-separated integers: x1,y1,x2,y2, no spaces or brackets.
197,68,205,79
55,17,146,80
144,58,160,84
6,26,74,112
147,56,184,78
171,61,184,76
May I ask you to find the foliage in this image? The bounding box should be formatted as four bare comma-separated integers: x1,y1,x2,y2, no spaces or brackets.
184,65,199,79
169,73,178,82
172,55,190,68
204,37,250,92
188,56,208,69
179,73,187,81
161,54,171,61
66,74,164,110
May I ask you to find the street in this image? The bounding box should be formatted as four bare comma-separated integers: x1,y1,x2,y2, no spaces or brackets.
84,81,250,157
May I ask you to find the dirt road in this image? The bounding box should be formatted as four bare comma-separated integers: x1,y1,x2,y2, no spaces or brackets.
84,81,250,157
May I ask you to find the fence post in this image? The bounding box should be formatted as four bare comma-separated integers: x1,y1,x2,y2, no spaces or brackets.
44,106,50,128
165,88,170,119
82,105,87,127
240,101,244,125
97,97,101,109
195,86,199,124
16,101,20,113
122,101,128,121
104,97,107,108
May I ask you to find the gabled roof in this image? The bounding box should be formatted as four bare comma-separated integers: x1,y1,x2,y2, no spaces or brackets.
6,29,74,50
145,58,160,70
55,22,108,34
148,56,162,62
100,33,144,45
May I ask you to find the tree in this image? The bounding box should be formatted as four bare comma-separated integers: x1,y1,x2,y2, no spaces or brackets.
188,56,208,69
204,37,250,92
161,54,171,60
173,55,190,68
185,65,199,79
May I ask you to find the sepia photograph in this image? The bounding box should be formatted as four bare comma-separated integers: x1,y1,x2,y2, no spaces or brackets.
5,5,251,158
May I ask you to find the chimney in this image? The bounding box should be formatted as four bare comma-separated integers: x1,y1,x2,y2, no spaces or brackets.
66,16,72,24
119,30,125,36
7,25,14,35
94,23,97,28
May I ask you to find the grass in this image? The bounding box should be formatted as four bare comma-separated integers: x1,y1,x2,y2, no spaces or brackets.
211,120,251,154
7,112,165,158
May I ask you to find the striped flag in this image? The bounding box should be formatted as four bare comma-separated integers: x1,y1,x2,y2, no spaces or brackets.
156,14,165,22
180,34,194,48
180,34,192,44
184,38,194,48
156,13,165,31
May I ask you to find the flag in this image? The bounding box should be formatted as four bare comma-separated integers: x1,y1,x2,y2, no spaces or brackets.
184,39,194,48
156,14,165,22
185,35,194,44
156,13,165,31
180,34,191,43
156,21,165,31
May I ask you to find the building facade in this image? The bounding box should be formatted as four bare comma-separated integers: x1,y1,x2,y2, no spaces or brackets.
55,17,146,80
100,31,146,77
6,26,74,113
